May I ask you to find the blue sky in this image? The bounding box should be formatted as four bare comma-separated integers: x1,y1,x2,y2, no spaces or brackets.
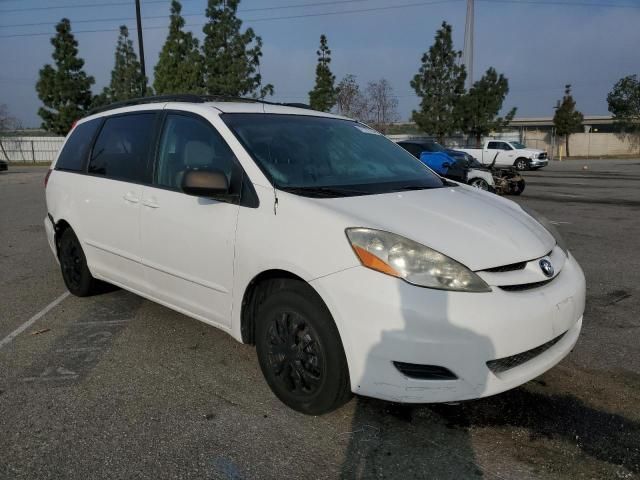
0,0,639,128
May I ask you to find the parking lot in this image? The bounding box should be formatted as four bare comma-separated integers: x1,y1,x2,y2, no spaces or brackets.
1,160,639,480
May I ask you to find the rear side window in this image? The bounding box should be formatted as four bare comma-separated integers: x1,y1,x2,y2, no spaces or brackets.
88,113,156,183
55,118,101,172
487,141,499,149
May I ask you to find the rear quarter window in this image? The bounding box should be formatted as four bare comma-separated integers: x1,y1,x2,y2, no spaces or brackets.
55,118,102,172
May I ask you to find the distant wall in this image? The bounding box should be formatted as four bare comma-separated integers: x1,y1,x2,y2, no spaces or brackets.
0,136,65,163
522,130,639,157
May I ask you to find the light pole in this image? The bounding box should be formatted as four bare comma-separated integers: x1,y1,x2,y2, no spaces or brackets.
135,0,146,96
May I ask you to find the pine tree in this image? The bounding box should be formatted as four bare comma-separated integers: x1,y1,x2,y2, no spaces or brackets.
154,0,204,94
202,0,273,98
553,84,583,157
36,18,95,135
607,74,640,154
410,21,466,142
102,25,150,103
308,34,336,112
457,67,517,146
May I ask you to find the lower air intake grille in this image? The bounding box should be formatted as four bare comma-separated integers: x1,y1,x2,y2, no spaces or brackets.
487,332,566,374
393,362,458,380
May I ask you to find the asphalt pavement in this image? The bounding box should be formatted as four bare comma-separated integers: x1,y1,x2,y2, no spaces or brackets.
1,160,639,479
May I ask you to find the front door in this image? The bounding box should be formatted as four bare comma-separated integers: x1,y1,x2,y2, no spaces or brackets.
139,112,240,328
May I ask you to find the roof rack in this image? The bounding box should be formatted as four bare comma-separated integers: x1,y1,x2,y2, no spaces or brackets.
87,94,312,116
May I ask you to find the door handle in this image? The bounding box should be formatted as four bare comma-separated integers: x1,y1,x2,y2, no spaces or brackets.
143,198,159,209
123,192,139,203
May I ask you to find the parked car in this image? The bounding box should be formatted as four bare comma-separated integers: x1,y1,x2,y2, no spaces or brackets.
45,95,585,414
0,158,8,172
397,140,495,191
458,140,548,170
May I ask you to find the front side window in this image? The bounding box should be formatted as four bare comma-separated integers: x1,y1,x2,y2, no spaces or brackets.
222,114,444,197
88,113,156,183
499,142,513,151
56,118,101,172
155,113,236,191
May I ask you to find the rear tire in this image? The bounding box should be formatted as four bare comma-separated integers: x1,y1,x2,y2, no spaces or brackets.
509,179,526,196
255,279,351,415
58,229,97,297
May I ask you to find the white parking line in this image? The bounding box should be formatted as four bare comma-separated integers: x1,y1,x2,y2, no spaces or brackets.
0,291,70,350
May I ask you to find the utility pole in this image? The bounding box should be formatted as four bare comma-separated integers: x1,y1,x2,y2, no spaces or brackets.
462,0,474,90
134,0,146,96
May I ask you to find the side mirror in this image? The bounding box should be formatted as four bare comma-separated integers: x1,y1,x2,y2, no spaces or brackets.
181,169,230,198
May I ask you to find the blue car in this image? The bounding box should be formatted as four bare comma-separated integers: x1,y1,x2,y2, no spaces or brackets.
397,140,466,182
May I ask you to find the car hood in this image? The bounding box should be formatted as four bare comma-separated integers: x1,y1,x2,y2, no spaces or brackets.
519,148,545,155
311,186,555,271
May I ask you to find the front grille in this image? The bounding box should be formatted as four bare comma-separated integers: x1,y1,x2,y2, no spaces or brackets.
483,261,527,273
487,332,566,374
499,278,554,292
393,362,458,380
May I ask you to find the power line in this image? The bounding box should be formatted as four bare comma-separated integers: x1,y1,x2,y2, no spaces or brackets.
0,0,373,28
0,0,370,15
478,0,640,7
0,0,461,38
0,0,166,14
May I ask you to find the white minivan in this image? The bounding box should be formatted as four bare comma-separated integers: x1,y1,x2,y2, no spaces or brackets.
45,96,585,414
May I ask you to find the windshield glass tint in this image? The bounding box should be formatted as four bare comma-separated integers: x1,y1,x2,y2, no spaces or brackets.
429,141,446,152
511,142,526,149
222,114,444,196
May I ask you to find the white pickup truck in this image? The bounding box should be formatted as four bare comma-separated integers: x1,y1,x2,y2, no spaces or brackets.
457,140,548,171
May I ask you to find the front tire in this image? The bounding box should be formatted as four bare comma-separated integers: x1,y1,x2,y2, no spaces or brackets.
514,158,529,171
469,178,490,190
255,280,351,415
58,229,97,296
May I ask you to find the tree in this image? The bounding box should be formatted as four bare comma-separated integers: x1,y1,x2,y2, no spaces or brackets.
36,18,95,135
457,67,517,146
364,79,399,133
0,104,18,132
410,21,466,142
102,25,150,103
308,34,337,112
154,0,204,94
202,0,273,98
553,84,583,157
335,74,368,121
607,74,640,153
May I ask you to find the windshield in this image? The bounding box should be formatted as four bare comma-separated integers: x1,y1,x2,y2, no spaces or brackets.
222,114,445,197
428,141,446,152
510,142,527,149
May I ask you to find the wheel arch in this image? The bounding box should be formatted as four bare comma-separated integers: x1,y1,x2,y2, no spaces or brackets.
240,269,309,345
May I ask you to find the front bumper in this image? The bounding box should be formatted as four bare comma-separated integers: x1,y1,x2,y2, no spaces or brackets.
310,253,585,403
530,158,548,168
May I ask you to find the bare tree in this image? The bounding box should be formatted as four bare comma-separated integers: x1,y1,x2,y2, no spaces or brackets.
0,104,17,132
364,78,399,133
335,74,369,121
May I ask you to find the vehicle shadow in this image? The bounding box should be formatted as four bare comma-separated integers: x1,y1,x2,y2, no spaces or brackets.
429,387,640,474
339,280,495,479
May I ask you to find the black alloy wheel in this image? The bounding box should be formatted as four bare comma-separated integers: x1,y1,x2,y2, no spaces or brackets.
58,229,97,296
255,279,351,414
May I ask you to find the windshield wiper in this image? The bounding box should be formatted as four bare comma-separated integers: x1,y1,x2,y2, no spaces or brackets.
279,186,371,198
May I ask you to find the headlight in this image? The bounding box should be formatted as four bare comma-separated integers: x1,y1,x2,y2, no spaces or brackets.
345,228,491,292
520,205,568,254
